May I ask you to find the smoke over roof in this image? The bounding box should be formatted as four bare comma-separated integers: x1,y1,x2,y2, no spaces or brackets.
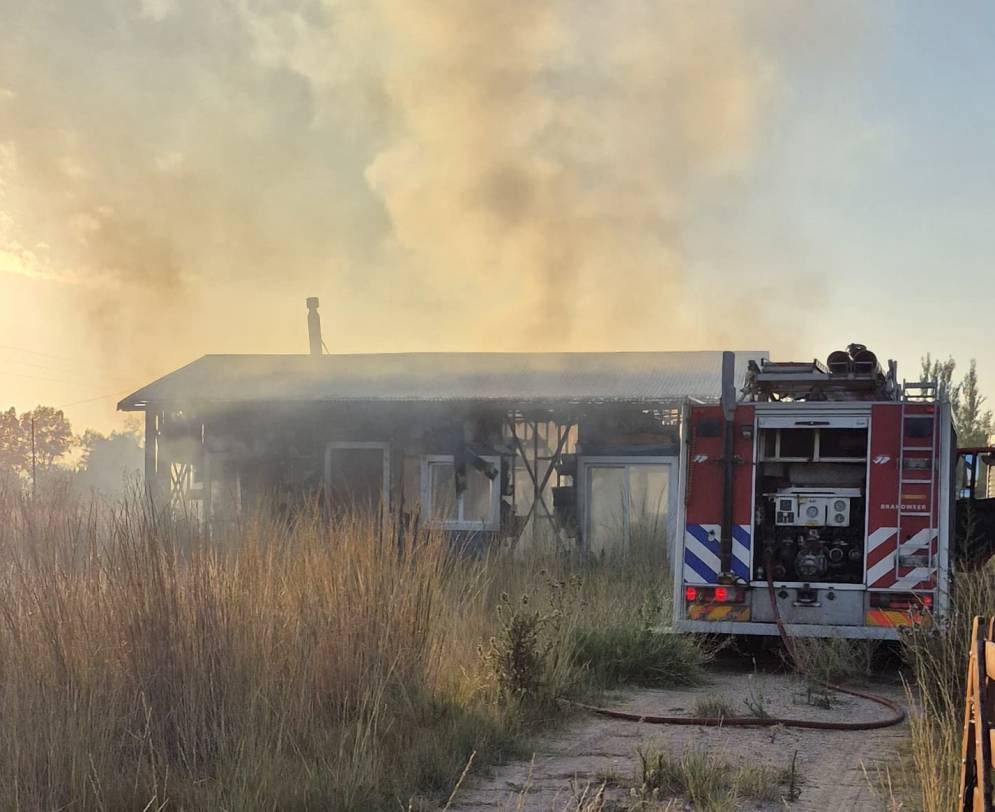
1,1,846,405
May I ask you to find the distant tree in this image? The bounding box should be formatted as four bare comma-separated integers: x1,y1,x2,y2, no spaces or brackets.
77,427,143,497
957,360,993,447
0,405,74,479
920,355,994,499
0,406,28,475
919,355,993,444
920,354,960,413
22,406,75,470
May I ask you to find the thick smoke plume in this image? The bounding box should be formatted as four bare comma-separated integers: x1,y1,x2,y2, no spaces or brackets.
367,1,770,343
0,0,777,388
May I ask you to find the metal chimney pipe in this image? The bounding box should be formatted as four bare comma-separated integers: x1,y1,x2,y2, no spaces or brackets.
306,297,323,355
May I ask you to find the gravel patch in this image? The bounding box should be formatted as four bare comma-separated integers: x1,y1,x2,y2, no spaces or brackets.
447,672,907,811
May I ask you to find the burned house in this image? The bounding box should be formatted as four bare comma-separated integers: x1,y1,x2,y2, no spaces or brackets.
118,305,765,555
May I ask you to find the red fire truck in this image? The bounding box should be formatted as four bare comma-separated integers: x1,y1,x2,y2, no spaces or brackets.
672,345,953,640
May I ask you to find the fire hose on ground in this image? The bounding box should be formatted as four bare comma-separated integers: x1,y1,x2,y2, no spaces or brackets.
564,563,906,732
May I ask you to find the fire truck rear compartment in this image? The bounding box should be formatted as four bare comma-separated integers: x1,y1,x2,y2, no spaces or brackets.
677,345,950,638
753,425,869,587
749,584,866,625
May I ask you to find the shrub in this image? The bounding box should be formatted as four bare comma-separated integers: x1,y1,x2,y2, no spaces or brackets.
571,624,705,689
480,592,553,706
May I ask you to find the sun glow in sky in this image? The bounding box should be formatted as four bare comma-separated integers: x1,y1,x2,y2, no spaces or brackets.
1,1,994,433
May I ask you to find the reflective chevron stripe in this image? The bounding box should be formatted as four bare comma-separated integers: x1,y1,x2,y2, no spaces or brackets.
684,523,751,584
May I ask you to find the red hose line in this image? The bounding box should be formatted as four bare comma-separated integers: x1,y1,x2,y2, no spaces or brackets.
564,683,904,731
566,561,906,732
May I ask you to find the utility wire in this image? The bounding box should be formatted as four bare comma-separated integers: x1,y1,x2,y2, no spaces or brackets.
0,341,132,410
1,368,94,385
0,343,96,365
1,358,131,385
56,392,123,409
1,355,105,376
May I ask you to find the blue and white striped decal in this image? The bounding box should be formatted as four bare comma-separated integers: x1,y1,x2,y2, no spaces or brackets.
683,524,751,584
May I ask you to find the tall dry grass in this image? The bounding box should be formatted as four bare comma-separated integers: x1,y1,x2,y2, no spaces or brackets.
0,484,692,810
900,564,995,811
0,487,497,809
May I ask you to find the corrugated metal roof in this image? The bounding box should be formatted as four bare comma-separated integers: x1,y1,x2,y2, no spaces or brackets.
117,351,768,410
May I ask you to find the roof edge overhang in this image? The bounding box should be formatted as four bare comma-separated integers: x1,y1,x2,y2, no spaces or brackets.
117,395,700,412
117,355,211,411
116,350,768,412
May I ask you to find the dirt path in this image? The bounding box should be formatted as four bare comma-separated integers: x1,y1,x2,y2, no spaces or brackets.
449,673,907,811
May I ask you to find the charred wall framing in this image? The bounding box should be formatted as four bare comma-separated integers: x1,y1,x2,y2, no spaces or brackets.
142,398,682,548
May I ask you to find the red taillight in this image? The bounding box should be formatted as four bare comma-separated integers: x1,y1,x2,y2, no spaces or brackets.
870,592,934,611
685,585,745,603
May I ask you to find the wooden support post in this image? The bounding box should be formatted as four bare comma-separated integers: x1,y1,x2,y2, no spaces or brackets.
144,409,157,503
962,617,978,810
960,616,995,811
979,628,994,812
144,407,171,510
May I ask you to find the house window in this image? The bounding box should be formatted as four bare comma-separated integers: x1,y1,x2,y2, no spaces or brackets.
423,455,500,530
585,461,671,558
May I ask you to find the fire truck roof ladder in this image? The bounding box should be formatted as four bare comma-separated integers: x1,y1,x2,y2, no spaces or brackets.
892,403,939,580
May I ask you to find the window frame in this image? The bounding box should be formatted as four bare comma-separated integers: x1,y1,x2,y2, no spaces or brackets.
578,456,677,558
421,454,501,531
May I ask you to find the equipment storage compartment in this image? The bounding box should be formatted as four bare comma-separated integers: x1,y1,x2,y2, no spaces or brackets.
750,585,864,626
753,414,869,586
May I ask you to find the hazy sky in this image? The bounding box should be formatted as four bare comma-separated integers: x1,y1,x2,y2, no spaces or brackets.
1,1,993,433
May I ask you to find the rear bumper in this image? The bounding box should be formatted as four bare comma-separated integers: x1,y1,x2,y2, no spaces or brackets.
673,618,901,640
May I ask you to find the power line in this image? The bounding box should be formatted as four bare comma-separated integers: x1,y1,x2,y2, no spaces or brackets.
1,365,122,387
2,388,122,411
0,343,94,365
56,392,123,409
0,345,134,413
1,356,101,376
1,365,131,386
1,369,92,385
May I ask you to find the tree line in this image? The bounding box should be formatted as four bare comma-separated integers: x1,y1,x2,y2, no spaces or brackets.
0,405,143,496
920,355,993,446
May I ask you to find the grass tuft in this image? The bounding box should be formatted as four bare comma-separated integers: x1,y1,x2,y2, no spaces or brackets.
570,625,705,690
635,746,800,810
693,696,735,719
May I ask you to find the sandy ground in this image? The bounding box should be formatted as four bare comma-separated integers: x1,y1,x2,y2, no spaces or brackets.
448,672,907,811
